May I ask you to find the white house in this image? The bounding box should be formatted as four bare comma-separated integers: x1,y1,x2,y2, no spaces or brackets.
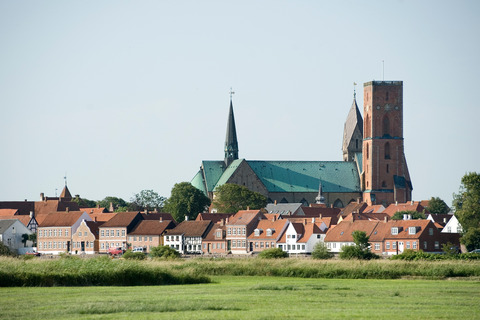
440,215,463,234
277,219,328,254
0,219,33,253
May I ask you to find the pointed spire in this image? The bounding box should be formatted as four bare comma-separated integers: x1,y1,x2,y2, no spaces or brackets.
60,185,72,201
315,182,325,205
342,87,364,161
224,89,239,167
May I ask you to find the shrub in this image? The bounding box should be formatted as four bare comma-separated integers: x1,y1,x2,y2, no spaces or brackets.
122,250,146,260
0,242,15,257
311,242,333,259
150,245,180,259
258,248,288,259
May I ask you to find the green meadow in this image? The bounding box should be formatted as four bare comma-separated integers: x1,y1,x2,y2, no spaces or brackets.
1,276,479,319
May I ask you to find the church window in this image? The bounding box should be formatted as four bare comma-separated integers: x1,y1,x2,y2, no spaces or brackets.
386,91,389,101
386,164,389,173
366,144,369,160
382,181,387,188
333,199,344,208
383,116,390,136
385,142,391,159
355,139,358,149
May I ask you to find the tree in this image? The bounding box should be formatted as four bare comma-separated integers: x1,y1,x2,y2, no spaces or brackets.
97,196,129,212
212,183,267,214
149,245,180,259
311,242,333,259
21,234,29,247
426,197,450,214
339,230,379,260
454,172,480,251
130,190,166,211
258,248,288,259
28,233,37,247
391,210,425,220
163,182,211,222
71,197,97,208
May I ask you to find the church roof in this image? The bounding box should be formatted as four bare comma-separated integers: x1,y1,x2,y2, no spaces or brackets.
193,159,361,194
60,186,72,199
247,160,361,193
342,98,363,151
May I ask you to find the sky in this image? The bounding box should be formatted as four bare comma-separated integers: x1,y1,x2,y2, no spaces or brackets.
1,0,479,207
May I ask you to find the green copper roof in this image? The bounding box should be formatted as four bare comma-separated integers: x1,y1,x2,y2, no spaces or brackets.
214,159,244,189
246,160,361,193
199,161,226,192
354,152,363,171
191,170,207,194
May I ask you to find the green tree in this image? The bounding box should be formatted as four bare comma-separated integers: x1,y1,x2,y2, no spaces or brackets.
21,234,29,247
391,210,425,220
163,182,211,222
454,172,480,251
311,242,333,259
0,242,14,256
426,197,450,214
130,190,166,211
28,233,37,247
97,196,129,212
339,230,379,260
149,245,180,259
212,183,267,214
71,196,97,208
258,248,288,259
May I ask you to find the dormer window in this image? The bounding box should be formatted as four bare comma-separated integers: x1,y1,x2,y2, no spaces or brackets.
391,227,398,235
408,227,417,235
254,229,261,236
266,228,273,237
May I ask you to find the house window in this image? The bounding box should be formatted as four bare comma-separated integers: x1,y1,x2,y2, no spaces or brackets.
391,227,398,235
222,243,225,249
429,228,433,236
65,230,69,237
111,230,115,237
122,230,125,236
101,230,104,237
242,240,246,248
116,230,120,237
406,242,410,249
260,242,264,248
242,228,246,235
203,243,207,249
392,242,397,250
424,241,428,249
101,243,105,249
302,245,305,250
227,228,231,235
386,242,390,249
144,236,148,241
434,241,439,249
106,230,109,237
409,227,416,235
413,242,417,249
134,236,137,241
266,242,269,248
59,229,62,237
255,242,259,248
374,243,380,251
233,228,237,235
149,237,152,241
291,234,296,239
49,230,52,237
297,245,301,250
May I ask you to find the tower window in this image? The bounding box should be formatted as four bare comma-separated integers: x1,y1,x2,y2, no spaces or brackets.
383,116,390,137
386,164,389,173
386,92,389,101
366,144,369,160
356,139,358,149
385,142,391,159
382,181,387,188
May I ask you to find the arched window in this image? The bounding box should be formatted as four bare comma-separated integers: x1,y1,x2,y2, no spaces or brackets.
333,199,344,208
383,116,390,136
365,115,371,137
366,144,369,160
385,142,391,159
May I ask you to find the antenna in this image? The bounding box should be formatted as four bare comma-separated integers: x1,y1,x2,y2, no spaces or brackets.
382,60,385,81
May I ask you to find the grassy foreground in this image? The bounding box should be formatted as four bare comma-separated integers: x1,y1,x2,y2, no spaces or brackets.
0,276,479,319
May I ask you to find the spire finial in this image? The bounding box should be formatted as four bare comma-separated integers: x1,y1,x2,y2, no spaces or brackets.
64,173,67,187
353,82,357,99
229,87,235,101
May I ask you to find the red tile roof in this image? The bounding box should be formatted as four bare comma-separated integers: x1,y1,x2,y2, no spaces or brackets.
165,220,212,237
196,213,234,223
228,210,263,225
100,212,142,228
129,220,176,235
247,219,288,240
383,202,428,217
324,220,380,243
39,211,89,227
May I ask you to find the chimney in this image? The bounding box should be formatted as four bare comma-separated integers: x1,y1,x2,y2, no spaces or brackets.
66,207,69,213
357,198,361,204
411,200,414,205
144,209,148,214
384,216,388,223
159,216,163,222
220,218,224,226
226,217,229,224
274,200,277,205
185,215,189,221
40,193,45,201
94,216,97,222
443,218,447,224
312,217,315,223
272,215,276,222
319,214,322,219
29,211,34,218
247,206,250,210
330,204,333,208
109,202,114,212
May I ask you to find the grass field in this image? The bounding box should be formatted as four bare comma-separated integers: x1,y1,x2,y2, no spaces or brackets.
1,276,479,319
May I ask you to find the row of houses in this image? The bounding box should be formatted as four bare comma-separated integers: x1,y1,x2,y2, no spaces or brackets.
0,186,463,256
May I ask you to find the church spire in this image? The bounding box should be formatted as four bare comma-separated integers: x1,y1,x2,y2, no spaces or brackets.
342,85,363,161
224,89,239,167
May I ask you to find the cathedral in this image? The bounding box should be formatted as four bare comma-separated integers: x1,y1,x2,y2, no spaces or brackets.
191,81,412,207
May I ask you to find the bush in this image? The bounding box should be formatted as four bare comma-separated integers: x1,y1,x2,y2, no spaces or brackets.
339,245,379,260
0,242,15,257
311,242,333,259
122,250,146,260
150,245,180,259
258,248,288,259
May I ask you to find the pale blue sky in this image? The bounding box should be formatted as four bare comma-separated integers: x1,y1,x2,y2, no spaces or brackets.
1,1,479,207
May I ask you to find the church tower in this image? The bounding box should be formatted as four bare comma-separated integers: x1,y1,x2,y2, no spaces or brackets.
362,81,412,206
224,95,239,167
342,91,363,161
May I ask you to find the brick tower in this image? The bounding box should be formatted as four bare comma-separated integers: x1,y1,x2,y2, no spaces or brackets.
362,81,412,206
